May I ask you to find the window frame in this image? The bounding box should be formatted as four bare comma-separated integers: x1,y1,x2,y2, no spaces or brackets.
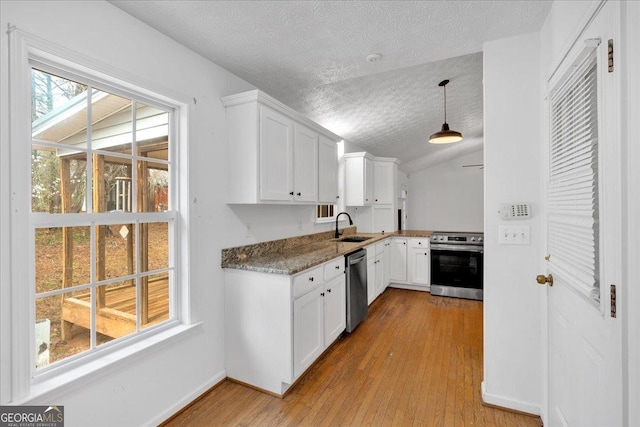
4,27,194,404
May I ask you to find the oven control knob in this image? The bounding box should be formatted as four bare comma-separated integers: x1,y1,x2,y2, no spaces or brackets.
470,237,476,242
478,237,483,243
439,236,445,241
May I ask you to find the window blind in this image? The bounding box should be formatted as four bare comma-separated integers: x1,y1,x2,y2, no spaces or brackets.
548,50,600,305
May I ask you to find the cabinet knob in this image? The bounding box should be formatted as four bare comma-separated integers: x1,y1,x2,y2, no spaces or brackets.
418,242,422,245
336,195,340,199
297,192,301,196
403,242,406,245
289,191,294,196
327,288,332,293
321,292,325,297
375,199,378,202
335,265,340,269
309,277,314,282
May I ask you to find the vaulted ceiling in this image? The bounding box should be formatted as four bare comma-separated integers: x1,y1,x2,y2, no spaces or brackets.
111,0,552,173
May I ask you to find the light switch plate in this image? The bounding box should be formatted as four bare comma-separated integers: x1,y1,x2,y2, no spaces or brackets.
498,225,531,245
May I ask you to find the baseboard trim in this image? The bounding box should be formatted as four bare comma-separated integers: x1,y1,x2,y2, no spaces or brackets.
481,381,541,416
152,370,226,426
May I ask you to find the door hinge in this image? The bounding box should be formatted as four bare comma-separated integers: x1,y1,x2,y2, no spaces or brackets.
608,39,614,73
610,284,617,318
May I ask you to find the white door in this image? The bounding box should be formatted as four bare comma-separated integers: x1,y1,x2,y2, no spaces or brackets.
374,254,384,297
543,3,622,425
260,106,293,201
383,240,391,288
293,124,318,203
364,157,374,205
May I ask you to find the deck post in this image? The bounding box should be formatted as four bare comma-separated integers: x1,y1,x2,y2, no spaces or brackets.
93,154,106,308
137,156,149,325
60,158,74,340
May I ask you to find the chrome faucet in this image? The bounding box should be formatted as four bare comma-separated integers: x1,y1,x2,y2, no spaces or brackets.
335,212,354,239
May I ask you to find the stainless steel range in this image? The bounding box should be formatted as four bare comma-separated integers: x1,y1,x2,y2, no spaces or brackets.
430,232,484,301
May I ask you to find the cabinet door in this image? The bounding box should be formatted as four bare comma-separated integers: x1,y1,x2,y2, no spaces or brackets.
324,275,346,345
408,247,430,286
367,257,376,305
373,205,394,233
293,287,324,378
293,124,318,203
364,157,374,205
390,238,407,282
260,106,293,201
374,161,394,204
318,135,338,204
375,255,384,298
383,240,391,288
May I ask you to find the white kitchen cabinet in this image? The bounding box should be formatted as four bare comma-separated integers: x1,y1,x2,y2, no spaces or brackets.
366,250,376,305
293,285,324,378
323,274,346,345
383,239,391,289
260,107,294,201
373,205,394,233
225,255,346,396
221,90,340,204
366,242,386,304
407,238,430,287
344,152,374,206
373,161,394,204
293,124,319,202
318,135,338,204
390,237,407,282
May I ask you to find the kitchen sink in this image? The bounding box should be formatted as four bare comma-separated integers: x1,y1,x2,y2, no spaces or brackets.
339,236,373,243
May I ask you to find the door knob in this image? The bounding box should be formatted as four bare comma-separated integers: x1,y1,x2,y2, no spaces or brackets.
536,274,553,286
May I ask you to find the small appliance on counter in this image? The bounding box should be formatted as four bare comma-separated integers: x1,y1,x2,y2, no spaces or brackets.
430,232,484,301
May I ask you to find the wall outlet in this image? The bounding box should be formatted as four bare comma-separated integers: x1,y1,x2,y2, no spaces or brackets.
498,225,531,245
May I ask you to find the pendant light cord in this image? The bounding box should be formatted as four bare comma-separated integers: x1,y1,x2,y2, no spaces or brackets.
443,84,447,124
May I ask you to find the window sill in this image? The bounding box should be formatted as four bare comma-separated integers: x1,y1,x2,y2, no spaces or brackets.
20,322,202,404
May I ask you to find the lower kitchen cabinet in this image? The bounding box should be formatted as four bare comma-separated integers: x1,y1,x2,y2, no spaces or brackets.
323,274,346,345
390,237,407,282
225,255,346,396
366,242,387,305
293,285,324,378
389,236,431,291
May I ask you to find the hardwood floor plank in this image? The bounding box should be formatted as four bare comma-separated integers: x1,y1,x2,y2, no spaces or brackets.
162,289,542,427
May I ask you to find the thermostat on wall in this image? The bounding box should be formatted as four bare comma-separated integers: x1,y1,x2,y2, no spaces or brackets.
499,203,530,220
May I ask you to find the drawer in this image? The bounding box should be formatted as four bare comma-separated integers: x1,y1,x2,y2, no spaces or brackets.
293,266,323,298
409,238,430,249
324,257,345,281
365,244,376,260
375,241,385,255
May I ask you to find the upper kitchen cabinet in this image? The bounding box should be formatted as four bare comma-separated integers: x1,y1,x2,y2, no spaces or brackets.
318,135,339,204
344,152,374,206
221,90,340,204
344,152,399,207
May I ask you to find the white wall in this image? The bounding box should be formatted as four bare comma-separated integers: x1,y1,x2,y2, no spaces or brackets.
407,150,483,232
482,32,543,414
0,1,336,425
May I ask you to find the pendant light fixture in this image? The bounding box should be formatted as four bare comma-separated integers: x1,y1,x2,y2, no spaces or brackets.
429,79,463,144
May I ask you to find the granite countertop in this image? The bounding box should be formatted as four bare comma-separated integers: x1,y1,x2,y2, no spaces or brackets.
222,228,433,275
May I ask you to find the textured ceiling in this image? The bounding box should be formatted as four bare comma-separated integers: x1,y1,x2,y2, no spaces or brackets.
110,0,552,173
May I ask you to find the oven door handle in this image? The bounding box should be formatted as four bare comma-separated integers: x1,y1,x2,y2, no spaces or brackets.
430,244,484,253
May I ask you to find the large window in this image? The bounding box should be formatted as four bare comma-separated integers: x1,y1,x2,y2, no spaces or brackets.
30,65,176,370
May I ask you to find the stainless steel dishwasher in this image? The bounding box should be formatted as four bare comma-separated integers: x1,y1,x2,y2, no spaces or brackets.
345,249,368,333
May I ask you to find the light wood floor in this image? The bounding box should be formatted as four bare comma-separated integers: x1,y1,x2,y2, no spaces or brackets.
163,288,542,426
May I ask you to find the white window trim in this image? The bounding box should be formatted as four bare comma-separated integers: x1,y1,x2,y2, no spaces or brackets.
3,26,195,404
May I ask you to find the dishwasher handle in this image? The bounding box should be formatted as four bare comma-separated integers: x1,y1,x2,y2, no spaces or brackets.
347,250,367,265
